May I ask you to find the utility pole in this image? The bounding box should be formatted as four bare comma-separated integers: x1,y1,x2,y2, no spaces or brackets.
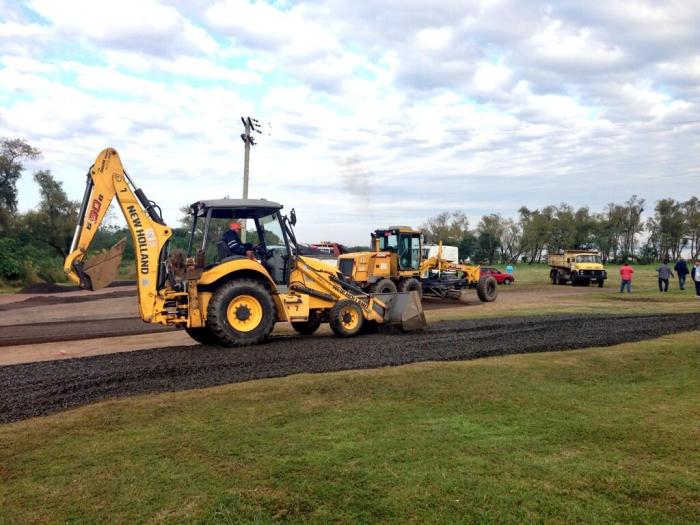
240,116,261,242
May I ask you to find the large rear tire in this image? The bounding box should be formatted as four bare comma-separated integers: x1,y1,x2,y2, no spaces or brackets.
207,279,276,347
185,327,222,345
291,310,322,335
370,278,397,294
476,276,498,302
329,300,364,337
398,277,422,299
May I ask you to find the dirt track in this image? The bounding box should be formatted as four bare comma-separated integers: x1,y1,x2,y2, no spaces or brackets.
2,313,699,423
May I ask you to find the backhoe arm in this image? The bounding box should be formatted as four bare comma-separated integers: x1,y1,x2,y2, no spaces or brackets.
64,148,173,321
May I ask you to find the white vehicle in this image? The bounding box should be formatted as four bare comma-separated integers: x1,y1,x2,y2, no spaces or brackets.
422,244,459,263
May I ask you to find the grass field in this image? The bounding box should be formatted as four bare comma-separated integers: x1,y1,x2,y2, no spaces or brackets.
1,332,699,524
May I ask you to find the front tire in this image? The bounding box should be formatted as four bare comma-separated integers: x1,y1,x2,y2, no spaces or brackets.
207,279,276,347
476,276,498,302
398,277,423,299
370,278,397,294
329,300,364,337
598,279,605,288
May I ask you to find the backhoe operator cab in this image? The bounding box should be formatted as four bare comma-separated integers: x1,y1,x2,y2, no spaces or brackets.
187,199,292,285
63,148,425,349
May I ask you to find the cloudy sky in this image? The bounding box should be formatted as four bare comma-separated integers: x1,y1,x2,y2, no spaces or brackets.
1,0,699,245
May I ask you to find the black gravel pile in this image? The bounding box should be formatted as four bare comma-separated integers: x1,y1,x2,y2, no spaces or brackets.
1,313,699,423
18,281,135,294
0,290,135,312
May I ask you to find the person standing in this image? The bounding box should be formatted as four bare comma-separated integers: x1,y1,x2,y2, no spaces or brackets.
656,259,674,292
692,260,700,298
674,258,689,290
619,261,634,293
505,264,514,275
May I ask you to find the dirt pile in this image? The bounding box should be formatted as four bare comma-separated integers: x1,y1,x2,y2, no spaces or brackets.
18,281,135,294
2,313,698,423
0,290,135,312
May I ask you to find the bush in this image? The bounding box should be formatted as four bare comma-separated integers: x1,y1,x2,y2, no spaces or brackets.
0,237,27,282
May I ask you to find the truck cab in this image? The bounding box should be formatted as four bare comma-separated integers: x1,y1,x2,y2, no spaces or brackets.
548,250,607,287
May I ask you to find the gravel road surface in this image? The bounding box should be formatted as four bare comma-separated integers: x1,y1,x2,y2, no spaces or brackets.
2,313,699,423
0,318,173,347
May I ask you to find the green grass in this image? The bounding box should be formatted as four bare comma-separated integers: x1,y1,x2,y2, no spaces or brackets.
2,332,699,524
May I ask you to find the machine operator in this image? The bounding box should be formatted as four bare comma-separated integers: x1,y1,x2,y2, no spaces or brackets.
222,222,255,259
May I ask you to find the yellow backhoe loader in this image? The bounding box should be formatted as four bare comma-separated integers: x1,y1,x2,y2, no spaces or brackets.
63,148,425,346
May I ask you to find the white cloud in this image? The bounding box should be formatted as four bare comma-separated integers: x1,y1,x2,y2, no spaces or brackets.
27,0,218,55
1,0,699,245
415,27,453,51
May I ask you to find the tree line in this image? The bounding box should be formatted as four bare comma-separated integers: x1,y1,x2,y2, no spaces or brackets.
1,137,698,285
421,195,700,265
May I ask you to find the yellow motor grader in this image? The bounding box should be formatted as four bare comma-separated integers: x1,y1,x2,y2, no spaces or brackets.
337,228,498,302
63,148,425,346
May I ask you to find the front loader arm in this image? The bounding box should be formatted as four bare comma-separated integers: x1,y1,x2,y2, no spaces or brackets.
63,148,173,322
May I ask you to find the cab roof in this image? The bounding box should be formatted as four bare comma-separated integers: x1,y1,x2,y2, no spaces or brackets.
190,198,283,219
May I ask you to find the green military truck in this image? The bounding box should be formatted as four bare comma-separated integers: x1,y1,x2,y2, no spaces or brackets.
548,250,607,287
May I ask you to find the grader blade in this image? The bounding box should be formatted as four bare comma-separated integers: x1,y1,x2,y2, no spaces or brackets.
374,290,427,331
81,238,126,290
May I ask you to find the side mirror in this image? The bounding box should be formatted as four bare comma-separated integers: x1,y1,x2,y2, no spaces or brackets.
290,208,297,226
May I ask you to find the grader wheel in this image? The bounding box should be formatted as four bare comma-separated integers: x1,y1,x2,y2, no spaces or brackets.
370,278,397,294
476,275,498,302
207,279,276,346
398,277,423,300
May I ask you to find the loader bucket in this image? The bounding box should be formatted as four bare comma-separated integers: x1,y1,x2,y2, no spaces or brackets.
374,291,427,331
81,238,126,290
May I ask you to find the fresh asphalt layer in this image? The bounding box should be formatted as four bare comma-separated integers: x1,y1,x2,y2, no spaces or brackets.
2,313,699,423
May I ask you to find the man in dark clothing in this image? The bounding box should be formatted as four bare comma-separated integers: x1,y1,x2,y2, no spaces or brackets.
692,260,700,298
674,258,689,290
222,222,254,258
656,259,674,292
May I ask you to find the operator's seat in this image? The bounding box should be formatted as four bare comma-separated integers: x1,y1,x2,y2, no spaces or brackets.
216,240,246,264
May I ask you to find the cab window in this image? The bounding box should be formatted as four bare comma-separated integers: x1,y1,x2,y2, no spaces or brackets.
378,233,398,251
576,255,601,264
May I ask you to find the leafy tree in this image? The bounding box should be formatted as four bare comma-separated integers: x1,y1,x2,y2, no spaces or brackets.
420,211,469,244
22,170,78,258
518,206,554,264
499,218,522,264
476,214,505,264
648,198,685,260
683,197,700,260
0,138,41,231
457,231,478,262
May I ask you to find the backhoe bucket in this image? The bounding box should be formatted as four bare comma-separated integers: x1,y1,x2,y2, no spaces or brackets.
81,238,126,290
374,291,427,331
